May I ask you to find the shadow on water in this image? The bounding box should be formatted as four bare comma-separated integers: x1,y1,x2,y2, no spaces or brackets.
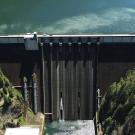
45,120,95,135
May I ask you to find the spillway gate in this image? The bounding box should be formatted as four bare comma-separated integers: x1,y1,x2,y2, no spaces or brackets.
41,37,97,120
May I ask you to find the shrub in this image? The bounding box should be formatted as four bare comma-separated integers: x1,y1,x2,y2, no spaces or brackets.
18,115,25,126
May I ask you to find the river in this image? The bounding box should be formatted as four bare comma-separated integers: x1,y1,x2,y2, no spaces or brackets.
0,0,135,35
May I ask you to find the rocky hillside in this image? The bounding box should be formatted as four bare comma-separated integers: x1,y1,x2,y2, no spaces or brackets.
99,69,135,135
0,68,34,135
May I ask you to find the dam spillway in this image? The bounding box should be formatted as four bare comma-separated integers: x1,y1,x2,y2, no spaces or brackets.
43,42,96,120
1,34,135,121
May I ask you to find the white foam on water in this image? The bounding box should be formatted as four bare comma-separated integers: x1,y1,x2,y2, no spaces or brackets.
1,7,135,34
36,7,135,34
0,24,7,33
46,120,95,135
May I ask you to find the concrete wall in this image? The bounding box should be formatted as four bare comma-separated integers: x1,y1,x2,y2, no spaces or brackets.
97,44,135,94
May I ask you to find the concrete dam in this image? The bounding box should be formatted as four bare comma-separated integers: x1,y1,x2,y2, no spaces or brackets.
0,34,135,121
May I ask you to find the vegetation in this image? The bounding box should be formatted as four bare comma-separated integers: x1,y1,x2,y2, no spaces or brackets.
18,115,25,126
99,69,135,135
0,68,35,135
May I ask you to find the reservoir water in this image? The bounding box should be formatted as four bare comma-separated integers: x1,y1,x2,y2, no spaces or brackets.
0,0,135,34
45,120,95,135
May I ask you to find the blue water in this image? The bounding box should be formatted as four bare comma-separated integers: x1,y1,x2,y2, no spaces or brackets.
0,0,135,34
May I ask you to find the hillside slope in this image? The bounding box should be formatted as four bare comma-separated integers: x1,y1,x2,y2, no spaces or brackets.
0,68,33,135
99,69,135,135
